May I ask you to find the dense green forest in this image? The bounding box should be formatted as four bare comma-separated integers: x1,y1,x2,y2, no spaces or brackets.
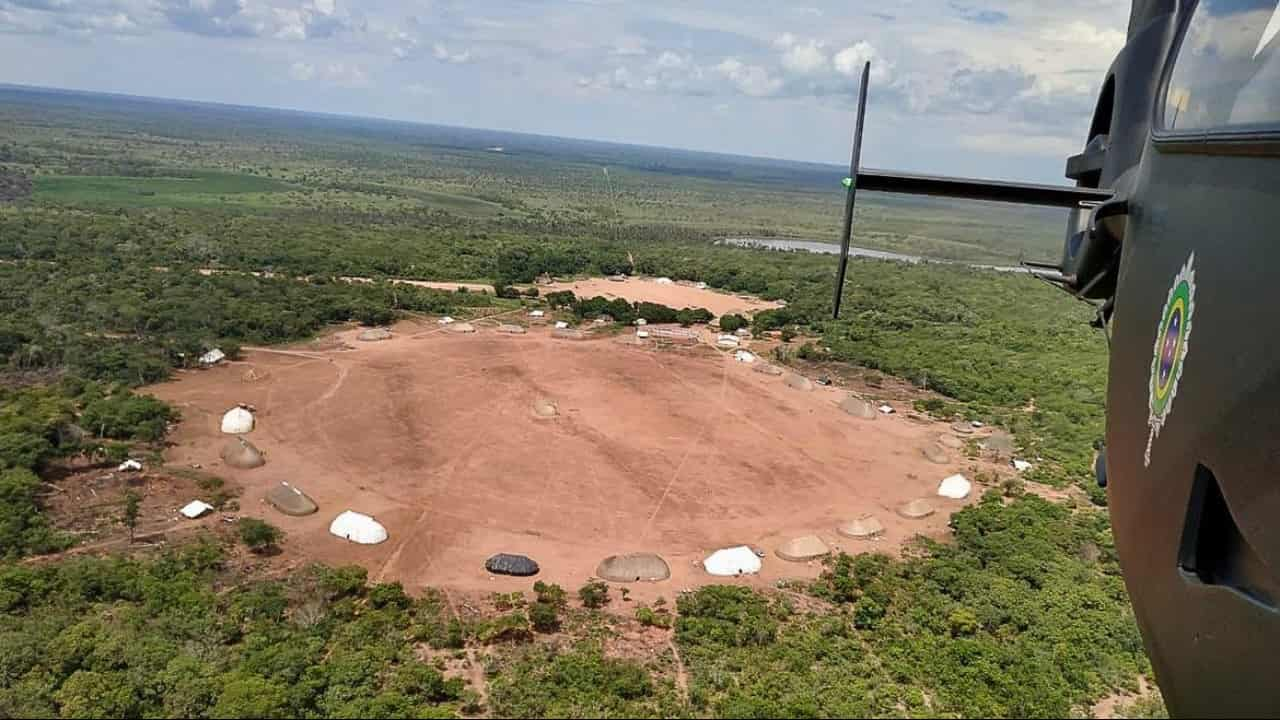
0,87,1154,718
0,496,1148,719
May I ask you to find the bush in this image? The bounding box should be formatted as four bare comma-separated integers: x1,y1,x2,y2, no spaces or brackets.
494,284,523,300
0,467,68,558
780,327,797,343
635,606,672,629
534,581,568,609
544,291,577,309
369,582,410,610
529,601,559,633
718,313,748,333
676,307,713,326
522,287,540,298
236,518,282,554
578,580,610,609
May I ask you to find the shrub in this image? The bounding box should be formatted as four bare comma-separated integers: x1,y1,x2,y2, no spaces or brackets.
236,518,282,554
635,606,672,629
578,580,610,609
544,291,577,309
534,581,568,609
529,601,559,633
718,313,748,333
676,307,713,326
369,582,410,609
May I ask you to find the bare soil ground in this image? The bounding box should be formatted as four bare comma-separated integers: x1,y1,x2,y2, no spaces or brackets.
541,276,783,318
145,315,1003,602
35,460,241,557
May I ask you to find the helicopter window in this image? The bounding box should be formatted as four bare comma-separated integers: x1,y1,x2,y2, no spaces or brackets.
1163,0,1280,132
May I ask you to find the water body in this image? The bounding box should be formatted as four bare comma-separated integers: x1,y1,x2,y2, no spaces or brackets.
720,237,1040,274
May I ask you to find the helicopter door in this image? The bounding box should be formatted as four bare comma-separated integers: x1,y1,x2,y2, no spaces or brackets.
1107,1,1280,716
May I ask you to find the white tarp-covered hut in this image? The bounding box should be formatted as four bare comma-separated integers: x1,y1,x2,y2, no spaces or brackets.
1012,459,1033,472
118,459,143,472
735,350,756,364
199,348,226,366
180,500,214,519
938,474,972,499
438,316,456,325
555,321,570,329
655,277,674,285
329,511,388,545
878,404,896,415
221,407,255,434
529,310,545,318
716,334,740,348
703,546,762,576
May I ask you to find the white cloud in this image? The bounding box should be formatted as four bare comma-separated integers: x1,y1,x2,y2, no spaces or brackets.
432,42,471,64
655,50,686,69
610,36,648,56
1053,20,1125,55
322,60,367,87
834,42,890,83
958,131,1081,158
780,37,827,75
714,57,782,97
288,60,315,81
288,59,366,87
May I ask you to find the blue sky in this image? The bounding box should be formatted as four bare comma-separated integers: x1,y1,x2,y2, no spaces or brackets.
0,0,1129,183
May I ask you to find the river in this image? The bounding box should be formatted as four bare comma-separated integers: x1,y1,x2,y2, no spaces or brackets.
719,237,1046,274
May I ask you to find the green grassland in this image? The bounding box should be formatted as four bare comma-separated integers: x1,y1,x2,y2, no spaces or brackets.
1,86,1061,263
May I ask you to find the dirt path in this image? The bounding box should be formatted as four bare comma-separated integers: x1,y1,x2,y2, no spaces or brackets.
668,639,690,706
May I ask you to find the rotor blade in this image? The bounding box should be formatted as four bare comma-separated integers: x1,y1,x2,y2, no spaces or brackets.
832,62,870,320
855,169,1112,208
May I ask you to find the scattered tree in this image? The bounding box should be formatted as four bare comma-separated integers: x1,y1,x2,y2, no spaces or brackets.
123,490,141,543
237,518,283,554
718,313,748,333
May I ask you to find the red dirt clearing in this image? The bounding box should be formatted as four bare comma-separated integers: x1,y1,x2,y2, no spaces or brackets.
541,277,782,318
148,321,977,600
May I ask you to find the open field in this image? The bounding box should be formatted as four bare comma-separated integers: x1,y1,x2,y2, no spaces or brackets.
148,318,994,600
542,276,783,317
1,85,1063,263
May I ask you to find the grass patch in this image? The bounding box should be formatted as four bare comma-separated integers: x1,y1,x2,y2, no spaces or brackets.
34,171,297,208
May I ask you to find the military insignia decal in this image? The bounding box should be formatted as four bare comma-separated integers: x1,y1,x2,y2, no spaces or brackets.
1145,252,1196,467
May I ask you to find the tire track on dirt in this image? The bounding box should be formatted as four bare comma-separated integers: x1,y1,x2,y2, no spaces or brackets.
641,352,729,536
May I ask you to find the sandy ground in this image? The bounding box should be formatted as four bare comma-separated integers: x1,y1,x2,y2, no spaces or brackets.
147,319,987,601
542,277,783,318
